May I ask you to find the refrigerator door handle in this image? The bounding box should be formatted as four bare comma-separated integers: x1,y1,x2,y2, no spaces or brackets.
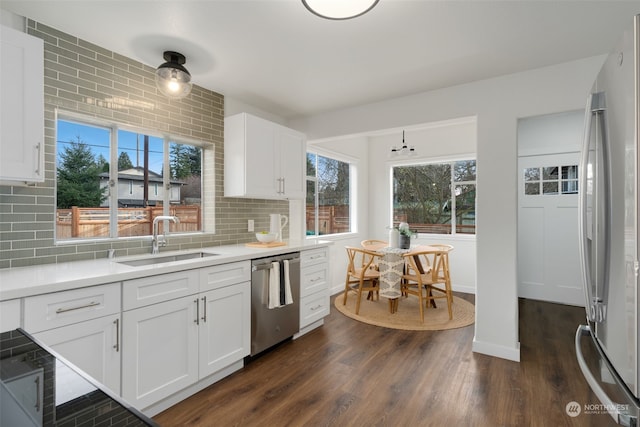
575,325,636,426
579,93,595,321
578,92,611,323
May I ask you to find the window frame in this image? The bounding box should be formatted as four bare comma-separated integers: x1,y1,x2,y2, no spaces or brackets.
54,109,213,243
389,155,476,237
306,147,357,238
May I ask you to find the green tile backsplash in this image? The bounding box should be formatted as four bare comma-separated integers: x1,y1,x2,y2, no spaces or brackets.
0,19,288,269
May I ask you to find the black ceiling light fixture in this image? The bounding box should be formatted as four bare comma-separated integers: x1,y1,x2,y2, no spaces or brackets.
390,131,416,158
155,51,193,99
302,0,380,20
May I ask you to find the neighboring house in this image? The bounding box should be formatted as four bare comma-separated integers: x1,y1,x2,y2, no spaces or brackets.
99,167,183,207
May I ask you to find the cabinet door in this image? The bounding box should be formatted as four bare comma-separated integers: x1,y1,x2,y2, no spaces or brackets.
0,299,21,333
0,368,43,427
34,314,121,394
300,289,330,329
278,126,306,199
122,296,198,409
301,263,329,298
199,282,250,379
244,114,279,198
0,25,44,183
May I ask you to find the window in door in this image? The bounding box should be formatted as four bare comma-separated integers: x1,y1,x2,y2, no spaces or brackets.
524,165,578,195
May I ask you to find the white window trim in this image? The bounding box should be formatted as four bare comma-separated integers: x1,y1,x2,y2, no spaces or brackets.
306,147,358,238
388,154,477,237
54,108,215,243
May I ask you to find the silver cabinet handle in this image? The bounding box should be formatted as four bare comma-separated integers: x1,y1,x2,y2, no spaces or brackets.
282,177,285,195
309,276,323,283
113,318,119,352
201,296,207,322
194,299,199,325
34,376,41,412
34,142,41,175
310,304,322,311
55,301,100,314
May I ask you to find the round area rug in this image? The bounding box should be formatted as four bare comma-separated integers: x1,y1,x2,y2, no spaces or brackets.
334,291,475,331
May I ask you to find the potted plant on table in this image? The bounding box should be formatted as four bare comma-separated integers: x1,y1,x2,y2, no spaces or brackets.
398,223,416,249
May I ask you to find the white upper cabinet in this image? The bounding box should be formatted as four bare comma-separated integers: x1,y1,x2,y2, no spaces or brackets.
0,25,44,183
224,113,306,199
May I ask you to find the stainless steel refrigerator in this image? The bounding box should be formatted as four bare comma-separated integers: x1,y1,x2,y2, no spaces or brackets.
576,14,640,426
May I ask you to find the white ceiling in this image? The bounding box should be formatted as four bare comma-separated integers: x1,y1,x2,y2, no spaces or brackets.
2,0,639,119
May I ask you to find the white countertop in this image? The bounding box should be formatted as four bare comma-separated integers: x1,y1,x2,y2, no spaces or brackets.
0,240,332,301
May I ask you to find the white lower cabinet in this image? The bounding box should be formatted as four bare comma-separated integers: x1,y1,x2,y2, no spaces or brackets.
299,247,331,331
0,299,21,333
23,284,122,394
199,282,250,378
122,295,199,409
33,313,121,394
121,262,251,410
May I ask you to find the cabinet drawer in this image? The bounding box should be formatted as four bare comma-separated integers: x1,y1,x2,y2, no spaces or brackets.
301,247,329,267
300,289,330,329
24,283,120,333
200,261,251,292
300,264,328,298
0,299,21,333
123,269,199,310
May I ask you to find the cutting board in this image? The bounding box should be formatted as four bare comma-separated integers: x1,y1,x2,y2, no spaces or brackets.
245,241,287,248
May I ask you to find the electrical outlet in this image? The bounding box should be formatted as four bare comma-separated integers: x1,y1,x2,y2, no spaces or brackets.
248,220,254,232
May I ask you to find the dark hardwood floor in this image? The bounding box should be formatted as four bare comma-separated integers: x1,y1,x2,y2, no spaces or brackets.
154,293,616,426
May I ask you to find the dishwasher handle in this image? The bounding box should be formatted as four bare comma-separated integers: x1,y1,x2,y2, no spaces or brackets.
252,257,300,272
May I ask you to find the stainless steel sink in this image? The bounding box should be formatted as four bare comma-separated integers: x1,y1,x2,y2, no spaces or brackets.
117,252,218,267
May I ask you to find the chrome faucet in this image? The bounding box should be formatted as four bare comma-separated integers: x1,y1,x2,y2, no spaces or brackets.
152,216,179,254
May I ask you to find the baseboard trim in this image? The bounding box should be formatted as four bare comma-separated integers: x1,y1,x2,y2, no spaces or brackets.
141,360,244,417
472,338,520,362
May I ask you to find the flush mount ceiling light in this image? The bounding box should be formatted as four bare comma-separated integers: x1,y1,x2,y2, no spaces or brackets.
302,0,380,20
155,51,192,99
390,131,416,158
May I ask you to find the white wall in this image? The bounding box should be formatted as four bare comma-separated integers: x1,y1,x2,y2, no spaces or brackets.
518,110,584,156
289,55,606,362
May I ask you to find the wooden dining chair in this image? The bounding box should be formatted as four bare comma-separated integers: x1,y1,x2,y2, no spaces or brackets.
360,239,387,251
343,246,381,315
359,239,387,280
401,245,453,322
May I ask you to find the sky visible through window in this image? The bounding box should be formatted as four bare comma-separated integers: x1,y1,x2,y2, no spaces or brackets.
57,120,165,174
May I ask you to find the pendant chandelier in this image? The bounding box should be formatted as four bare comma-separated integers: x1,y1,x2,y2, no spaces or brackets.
390,131,416,158
302,0,380,20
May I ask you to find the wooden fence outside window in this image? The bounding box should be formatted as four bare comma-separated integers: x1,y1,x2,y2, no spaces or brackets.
56,206,201,238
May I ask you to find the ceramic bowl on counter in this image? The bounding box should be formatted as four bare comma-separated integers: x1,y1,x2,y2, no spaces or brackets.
256,232,277,243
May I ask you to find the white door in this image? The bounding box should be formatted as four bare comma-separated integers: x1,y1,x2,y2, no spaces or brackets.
198,283,250,379
122,296,198,409
517,152,583,305
34,314,121,394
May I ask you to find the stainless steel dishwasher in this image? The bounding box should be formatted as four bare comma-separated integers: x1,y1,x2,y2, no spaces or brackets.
250,252,300,356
